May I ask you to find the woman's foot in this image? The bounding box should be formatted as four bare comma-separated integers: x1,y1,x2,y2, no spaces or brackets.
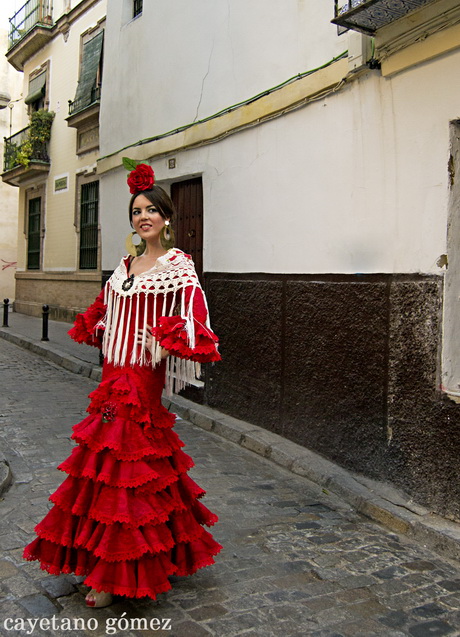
85,589,113,608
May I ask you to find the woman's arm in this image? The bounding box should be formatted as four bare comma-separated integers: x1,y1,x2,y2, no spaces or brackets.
68,288,107,349
152,285,221,363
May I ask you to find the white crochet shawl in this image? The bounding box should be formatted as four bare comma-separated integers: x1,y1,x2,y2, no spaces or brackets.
101,248,210,394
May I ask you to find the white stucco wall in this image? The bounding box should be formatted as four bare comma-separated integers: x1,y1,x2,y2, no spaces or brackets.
52,1,85,20
100,0,345,159
100,44,458,276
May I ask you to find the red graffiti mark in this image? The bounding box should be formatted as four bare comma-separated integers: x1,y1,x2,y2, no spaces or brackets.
1,260,17,271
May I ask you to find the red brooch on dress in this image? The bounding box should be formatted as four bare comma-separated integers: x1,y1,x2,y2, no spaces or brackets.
102,402,117,423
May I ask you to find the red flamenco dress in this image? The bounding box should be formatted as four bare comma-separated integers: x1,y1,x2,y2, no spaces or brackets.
23,250,223,599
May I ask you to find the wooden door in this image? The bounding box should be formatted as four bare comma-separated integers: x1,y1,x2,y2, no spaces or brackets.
170,177,203,280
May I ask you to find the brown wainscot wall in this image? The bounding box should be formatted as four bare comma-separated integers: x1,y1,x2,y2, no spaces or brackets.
196,272,460,521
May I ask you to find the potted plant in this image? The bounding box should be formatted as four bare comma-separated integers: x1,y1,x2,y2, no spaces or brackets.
14,109,55,169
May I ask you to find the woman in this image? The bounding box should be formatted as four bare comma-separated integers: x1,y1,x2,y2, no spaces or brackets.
23,162,222,608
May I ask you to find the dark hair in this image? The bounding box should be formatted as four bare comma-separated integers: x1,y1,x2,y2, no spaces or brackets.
129,186,176,226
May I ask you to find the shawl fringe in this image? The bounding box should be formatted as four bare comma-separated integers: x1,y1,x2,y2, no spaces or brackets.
101,249,217,395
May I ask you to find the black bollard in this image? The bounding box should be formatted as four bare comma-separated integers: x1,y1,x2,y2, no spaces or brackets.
41,304,49,341
2,299,9,328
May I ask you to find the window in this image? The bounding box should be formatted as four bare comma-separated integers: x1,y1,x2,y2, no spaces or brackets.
79,181,99,269
70,30,104,115
25,69,47,112
133,0,143,18
27,197,41,270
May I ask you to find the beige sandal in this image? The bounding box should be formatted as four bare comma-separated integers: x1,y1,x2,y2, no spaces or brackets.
85,589,113,608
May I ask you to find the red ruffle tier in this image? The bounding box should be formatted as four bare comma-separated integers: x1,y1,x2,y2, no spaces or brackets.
153,317,221,363
23,363,222,599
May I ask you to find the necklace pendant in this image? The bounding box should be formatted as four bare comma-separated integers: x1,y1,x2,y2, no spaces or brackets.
122,274,134,291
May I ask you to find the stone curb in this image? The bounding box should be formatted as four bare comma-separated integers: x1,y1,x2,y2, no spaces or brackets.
0,450,12,498
164,393,460,563
2,327,460,562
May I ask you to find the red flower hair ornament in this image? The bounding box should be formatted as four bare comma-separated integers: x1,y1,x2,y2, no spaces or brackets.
123,157,155,194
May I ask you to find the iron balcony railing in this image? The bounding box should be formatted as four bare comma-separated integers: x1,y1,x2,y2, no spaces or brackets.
332,0,436,35
3,126,50,173
8,0,53,50
336,0,363,15
68,86,101,117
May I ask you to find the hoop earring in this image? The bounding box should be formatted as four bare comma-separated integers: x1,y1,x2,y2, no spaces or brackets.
125,231,146,257
160,219,175,250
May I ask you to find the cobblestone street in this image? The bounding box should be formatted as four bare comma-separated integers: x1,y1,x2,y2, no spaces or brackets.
1,340,460,636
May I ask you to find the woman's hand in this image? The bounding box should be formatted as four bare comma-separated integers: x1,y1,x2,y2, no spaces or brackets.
137,325,153,352
136,325,169,359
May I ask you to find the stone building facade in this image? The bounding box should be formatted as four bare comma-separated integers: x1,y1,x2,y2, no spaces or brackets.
2,0,106,320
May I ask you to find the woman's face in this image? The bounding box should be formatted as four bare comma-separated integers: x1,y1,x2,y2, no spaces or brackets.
131,193,166,241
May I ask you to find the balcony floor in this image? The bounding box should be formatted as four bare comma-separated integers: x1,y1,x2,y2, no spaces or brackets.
2,161,50,187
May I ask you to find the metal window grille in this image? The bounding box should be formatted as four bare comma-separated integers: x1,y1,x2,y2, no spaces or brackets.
27,197,41,270
133,0,143,18
79,181,99,270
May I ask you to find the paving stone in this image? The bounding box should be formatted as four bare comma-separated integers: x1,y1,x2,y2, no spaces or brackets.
312,567,350,581
308,533,342,545
0,535,27,551
272,499,301,508
412,602,448,618
205,609,273,634
0,560,19,579
223,593,274,613
265,602,308,621
439,579,460,592
373,578,414,596
404,560,437,572
39,575,77,598
296,521,321,530
375,565,409,580
3,341,460,636
18,593,60,616
314,605,357,626
272,571,327,589
334,588,374,604
346,599,388,619
303,596,337,612
3,574,41,597
338,574,377,590
187,603,228,621
266,589,297,604
438,593,460,609
378,609,410,629
408,619,457,636
339,618,400,636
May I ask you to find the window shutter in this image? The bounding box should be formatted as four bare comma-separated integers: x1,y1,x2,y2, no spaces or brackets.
25,71,46,105
72,31,104,112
